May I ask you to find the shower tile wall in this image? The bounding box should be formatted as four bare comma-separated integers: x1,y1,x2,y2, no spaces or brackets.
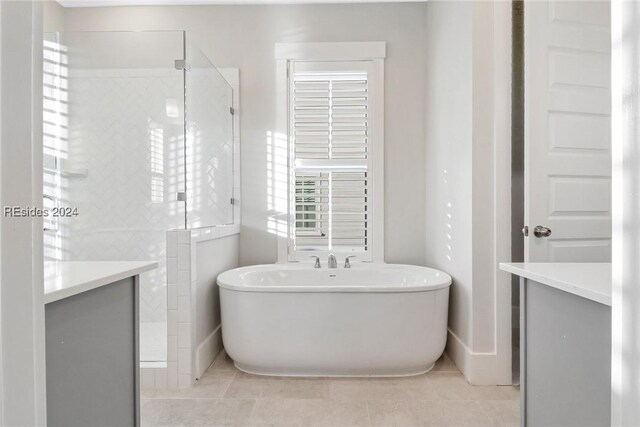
61,68,185,361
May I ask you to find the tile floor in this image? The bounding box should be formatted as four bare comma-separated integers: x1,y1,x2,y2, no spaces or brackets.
142,351,519,426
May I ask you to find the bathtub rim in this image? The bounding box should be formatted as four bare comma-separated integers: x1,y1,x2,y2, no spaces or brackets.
217,263,452,293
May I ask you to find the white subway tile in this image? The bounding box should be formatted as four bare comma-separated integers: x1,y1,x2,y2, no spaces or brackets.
154,369,167,389
178,374,193,389
167,231,177,245
178,348,191,375
190,244,197,272
177,322,191,349
177,231,191,244
167,285,177,310
167,257,178,285
141,368,155,389
167,309,178,336
167,233,177,257
177,270,190,288
177,296,191,322
178,284,190,297
177,245,190,270
167,362,178,388
167,335,177,362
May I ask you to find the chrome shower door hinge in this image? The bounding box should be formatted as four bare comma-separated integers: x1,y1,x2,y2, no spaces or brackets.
174,59,191,71
230,107,235,115
176,192,187,202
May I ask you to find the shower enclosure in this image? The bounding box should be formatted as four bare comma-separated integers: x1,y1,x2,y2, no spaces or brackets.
43,31,235,365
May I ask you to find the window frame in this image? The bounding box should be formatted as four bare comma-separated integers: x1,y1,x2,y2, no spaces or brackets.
275,42,385,263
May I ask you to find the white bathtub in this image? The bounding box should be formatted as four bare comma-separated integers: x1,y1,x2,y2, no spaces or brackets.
217,263,452,377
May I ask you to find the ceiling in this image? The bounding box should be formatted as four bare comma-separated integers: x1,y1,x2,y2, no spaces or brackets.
58,0,426,6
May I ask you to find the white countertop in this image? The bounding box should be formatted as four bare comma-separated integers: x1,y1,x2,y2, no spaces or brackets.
44,261,158,304
499,262,612,306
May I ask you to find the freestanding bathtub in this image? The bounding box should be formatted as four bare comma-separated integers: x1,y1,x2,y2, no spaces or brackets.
217,263,452,377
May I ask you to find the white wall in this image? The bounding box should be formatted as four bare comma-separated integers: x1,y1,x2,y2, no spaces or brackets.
43,0,65,33
0,1,47,424
194,234,239,377
60,3,430,267
424,0,474,349
611,0,640,424
424,0,512,385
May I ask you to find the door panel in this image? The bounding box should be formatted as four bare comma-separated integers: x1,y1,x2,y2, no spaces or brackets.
524,0,612,262
548,240,612,262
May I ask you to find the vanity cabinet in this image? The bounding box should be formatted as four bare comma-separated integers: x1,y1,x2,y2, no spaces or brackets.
501,263,611,427
44,261,156,427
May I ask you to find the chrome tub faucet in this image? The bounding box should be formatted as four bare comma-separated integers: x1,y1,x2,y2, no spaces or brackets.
344,256,356,268
310,256,321,268
328,254,337,268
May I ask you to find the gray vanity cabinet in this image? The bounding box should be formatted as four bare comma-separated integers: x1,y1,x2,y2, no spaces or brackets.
520,278,611,427
45,276,140,427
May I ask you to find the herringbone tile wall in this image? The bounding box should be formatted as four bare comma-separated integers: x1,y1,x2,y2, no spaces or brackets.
62,68,185,329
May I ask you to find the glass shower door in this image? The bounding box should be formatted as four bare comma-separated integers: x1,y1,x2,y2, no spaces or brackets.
185,39,235,228
43,30,186,364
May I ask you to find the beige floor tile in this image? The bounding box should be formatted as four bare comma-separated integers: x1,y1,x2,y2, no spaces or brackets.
329,376,439,400
427,373,518,401
367,400,499,427
224,372,330,399
141,398,255,426
207,350,237,373
141,351,521,427
438,400,495,427
432,353,458,372
142,371,236,399
250,398,370,426
479,400,519,427
497,386,519,401
367,399,445,426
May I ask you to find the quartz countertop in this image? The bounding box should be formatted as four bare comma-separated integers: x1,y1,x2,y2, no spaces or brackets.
44,261,158,304
499,262,612,306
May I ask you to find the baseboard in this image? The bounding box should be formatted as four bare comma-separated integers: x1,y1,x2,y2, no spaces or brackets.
446,328,511,386
195,325,223,379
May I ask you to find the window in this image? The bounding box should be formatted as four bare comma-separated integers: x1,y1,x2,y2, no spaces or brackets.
291,65,370,256
276,43,385,263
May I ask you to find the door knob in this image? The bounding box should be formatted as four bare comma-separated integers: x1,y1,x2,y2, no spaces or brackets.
533,225,552,238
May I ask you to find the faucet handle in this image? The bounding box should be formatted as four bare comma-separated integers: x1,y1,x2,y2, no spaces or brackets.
344,255,356,268
309,256,321,268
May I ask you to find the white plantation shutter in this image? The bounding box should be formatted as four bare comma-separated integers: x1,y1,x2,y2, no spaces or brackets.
290,64,372,256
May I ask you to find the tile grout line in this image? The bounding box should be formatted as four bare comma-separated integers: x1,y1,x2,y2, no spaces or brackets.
220,369,238,398
245,397,259,425
364,399,373,427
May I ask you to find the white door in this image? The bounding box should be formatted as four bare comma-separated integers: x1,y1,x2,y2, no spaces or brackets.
524,0,612,262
